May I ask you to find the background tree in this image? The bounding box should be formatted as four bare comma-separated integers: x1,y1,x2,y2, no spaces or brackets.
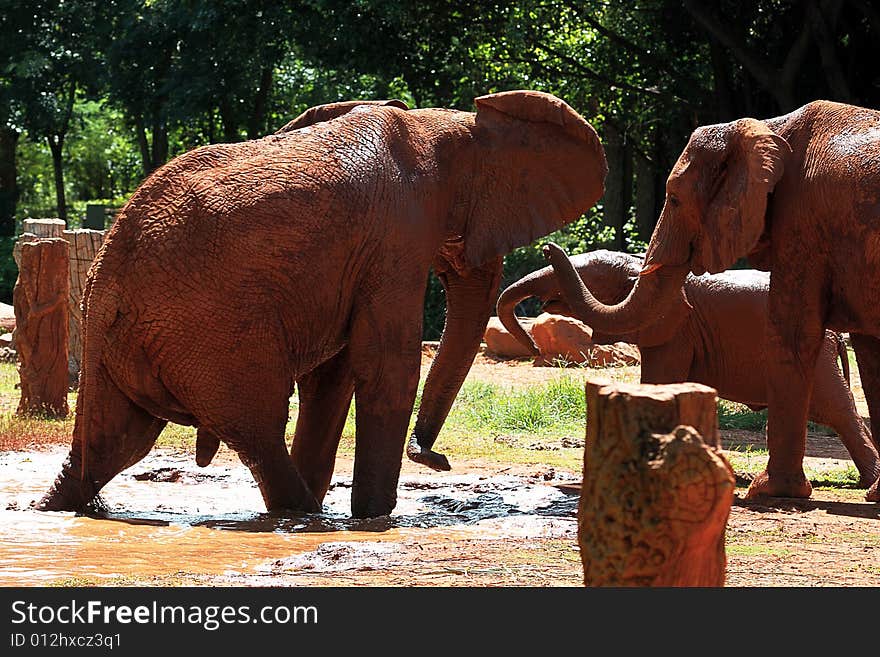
4,0,879,318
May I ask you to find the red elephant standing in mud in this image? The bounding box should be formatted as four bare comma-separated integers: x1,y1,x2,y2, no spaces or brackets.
545,100,880,502
38,91,608,518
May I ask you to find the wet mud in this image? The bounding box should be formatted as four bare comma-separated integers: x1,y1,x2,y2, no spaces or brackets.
0,449,580,586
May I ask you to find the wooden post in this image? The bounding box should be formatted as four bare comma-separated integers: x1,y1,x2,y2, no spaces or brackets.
13,238,70,418
13,219,65,268
22,218,65,238
63,229,105,381
579,380,734,587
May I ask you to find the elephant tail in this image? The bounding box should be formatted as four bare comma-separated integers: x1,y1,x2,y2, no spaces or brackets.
76,260,121,480
837,332,851,387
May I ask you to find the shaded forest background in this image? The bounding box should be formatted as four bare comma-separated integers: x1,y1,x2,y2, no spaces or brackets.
2,0,878,337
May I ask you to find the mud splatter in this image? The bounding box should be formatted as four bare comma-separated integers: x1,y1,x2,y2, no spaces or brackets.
0,449,578,586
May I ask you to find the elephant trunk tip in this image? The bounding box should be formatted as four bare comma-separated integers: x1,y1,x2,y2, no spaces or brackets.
406,434,452,472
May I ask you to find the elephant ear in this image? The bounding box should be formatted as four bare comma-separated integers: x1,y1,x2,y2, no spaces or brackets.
459,90,607,270
275,99,408,133
701,119,790,272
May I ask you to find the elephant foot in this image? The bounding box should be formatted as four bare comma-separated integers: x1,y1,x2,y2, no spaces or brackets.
744,469,812,499
858,469,880,490
866,477,879,503
36,459,100,512
406,435,451,472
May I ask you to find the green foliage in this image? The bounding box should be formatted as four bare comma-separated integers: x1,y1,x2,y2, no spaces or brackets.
5,0,879,332
717,400,768,432
0,237,17,303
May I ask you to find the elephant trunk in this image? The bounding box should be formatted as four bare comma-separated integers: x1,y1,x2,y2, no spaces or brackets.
495,267,559,356
407,258,503,472
543,242,690,336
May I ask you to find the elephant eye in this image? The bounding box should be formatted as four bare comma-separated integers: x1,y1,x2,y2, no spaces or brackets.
667,193,680,207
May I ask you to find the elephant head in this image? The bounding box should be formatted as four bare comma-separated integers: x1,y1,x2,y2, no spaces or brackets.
408,90,608,471
544,117,790,338
497,250,691,354
275,99,410,133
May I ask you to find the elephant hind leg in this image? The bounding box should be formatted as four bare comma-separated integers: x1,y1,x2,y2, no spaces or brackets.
217,413,320,513
809,338,880,488
850,333,880,501
290,348,355,503
204,364,320,514
37,364,167,511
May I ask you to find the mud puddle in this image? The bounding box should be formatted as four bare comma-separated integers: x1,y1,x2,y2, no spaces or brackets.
0,449,578,586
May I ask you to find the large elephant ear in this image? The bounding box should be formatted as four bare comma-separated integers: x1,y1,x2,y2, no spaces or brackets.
461,90,607,269
701,119,790,272
275,99,408,133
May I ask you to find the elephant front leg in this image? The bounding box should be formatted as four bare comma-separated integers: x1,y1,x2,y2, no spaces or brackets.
290,348,356,503
348,297,424,518
850,333,880,501
746,310,824,500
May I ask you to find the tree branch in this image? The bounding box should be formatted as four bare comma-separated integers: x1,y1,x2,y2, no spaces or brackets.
530,40,691,107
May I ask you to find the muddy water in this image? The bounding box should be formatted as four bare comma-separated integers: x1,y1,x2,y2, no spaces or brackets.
0,449,578,586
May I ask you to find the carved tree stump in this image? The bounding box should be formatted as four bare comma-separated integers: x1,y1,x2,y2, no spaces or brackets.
13,220,65,268
63,229,105,381
13,238,70,418
579,380,734,587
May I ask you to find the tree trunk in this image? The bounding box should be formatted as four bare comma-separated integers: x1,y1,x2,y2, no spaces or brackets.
578,380,734,587
601,121,632,251
634,152,657,244
13,237,70,418
134,114,153,177
151,121,168,168
247,67,274,139
47,135,67,224
0,127,19,237
218,98,238,142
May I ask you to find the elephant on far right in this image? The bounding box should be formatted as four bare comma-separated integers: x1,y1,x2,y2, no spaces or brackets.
543,100,880,502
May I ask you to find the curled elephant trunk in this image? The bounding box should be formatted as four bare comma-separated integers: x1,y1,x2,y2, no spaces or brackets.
542,242,690,336
495,268,559,356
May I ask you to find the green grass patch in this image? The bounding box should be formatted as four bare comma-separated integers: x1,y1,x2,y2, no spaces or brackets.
807,465,861,489
726,544,793,558
452,377,586,435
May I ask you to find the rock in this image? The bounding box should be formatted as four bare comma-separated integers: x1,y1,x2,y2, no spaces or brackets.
483,316,536,358
530,313,593,362
0,302,14,332
531,312,640,367
585,342,641,367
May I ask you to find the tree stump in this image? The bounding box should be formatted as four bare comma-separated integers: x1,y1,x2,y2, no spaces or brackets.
13,238,70,418
63,229,105,381
22,218,65,238
579,380,734,587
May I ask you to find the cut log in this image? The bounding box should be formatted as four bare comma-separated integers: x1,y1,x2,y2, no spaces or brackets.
13,237,70,418
579,380,734,587
63,229,105,381
22,218,65,238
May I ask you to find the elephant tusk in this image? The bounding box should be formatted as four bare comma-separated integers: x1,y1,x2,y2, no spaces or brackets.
640,262,663,276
